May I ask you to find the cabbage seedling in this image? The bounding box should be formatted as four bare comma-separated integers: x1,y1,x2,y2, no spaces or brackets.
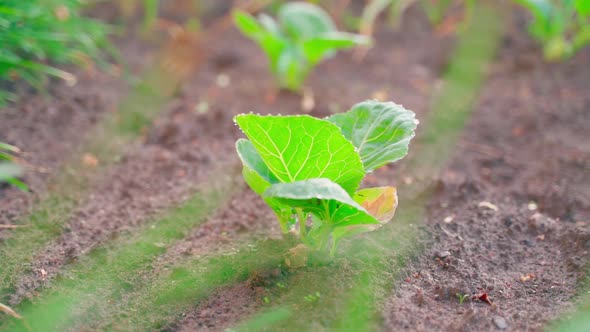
234,100,417,255
516,0,590,60
233,2,370,92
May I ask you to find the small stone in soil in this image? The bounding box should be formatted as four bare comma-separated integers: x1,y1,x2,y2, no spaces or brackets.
436,250,451,259
492,316,508,330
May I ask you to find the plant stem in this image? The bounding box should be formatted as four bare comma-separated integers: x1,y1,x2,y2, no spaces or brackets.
329,240,337,257
143,0,158,32
297,208,307,241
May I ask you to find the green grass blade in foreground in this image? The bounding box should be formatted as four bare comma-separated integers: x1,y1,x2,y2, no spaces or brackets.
224,200,423,332
232,307,292,332
548,296,590,332
547,268,590,332
409,4,503,176
0,62,184,303
93,237,296,331
226,2,505,330
80,220,395,331
1,171,237,332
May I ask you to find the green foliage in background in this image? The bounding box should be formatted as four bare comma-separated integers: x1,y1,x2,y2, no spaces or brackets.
0,0,111,104
359,0,589,60
0,142,27,191
420,0,474,25
233,2,369,92
359,0,474,35
360,0,415,33
234,100,417,255
515,0,590,60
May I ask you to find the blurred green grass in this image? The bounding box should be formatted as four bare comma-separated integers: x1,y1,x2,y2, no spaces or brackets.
0,142,27,191
549,268,590,332
0,0,111,104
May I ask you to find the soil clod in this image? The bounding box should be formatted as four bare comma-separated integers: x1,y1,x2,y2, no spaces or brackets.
492,316,508,330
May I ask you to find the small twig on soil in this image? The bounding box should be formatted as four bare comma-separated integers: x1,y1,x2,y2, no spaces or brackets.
457,140,518,166
0,224,30,229
7,156,49,174
439,225,463,241
0,302,22,319
458,140,503,157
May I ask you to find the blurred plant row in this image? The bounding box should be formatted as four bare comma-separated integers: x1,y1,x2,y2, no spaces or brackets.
516,0,590,60
0,0,588,103
359,0,590,62
237,0,590,91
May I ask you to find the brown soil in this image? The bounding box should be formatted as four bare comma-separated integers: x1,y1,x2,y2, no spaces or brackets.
0,37,151,236
3,37,238,303
384,16,590,332
177,284,262,332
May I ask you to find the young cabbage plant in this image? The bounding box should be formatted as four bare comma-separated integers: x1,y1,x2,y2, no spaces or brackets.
234,100,417,255
233,2,370,92
516,0,590,60
0,142,27,191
